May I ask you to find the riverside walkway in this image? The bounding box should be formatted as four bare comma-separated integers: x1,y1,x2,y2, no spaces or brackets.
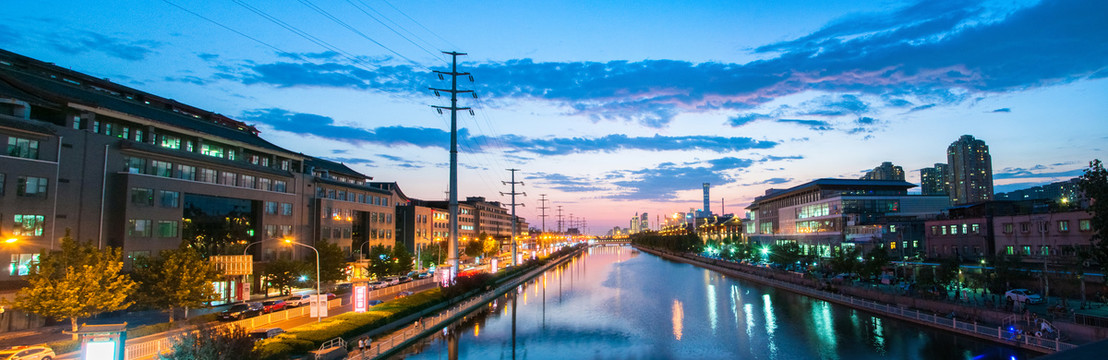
637,246,1082,354
348,246,586,359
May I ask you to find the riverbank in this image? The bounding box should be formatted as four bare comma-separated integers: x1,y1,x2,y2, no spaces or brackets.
636,245,1095,354
352,244,587,359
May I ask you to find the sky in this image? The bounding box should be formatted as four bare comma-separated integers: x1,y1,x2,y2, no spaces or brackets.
3,0,1106,234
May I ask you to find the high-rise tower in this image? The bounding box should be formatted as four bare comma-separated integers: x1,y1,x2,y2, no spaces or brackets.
702,183,710,217
946,135,994,205
861,162,905,181
920,163,949,196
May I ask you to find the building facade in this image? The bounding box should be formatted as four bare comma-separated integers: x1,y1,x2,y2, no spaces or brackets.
947,135,994,205
861,161,905,181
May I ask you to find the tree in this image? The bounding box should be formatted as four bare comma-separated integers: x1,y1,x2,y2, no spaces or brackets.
1077,159,1108,278
463,238,483,259
314,241,347,284
160,324,257,360
769,242,802,268
828,246,861,276
264,259,304,295
860,246,891,280
482,237,500,258
391,244,414,275
419,242,446,268
366,245,392,279
131,247,221,322
11,231,136,338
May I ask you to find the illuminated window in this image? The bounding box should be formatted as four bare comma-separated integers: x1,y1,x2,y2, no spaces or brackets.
16,176,48,198
1057,220,1069,232
128,219,152,237
8,253,39,276
12,214,45,237
157,221,178,238
151,160,172,177
201,143,224,158
176,164,195,180
1006,246,1014,255
1080,219,1091,231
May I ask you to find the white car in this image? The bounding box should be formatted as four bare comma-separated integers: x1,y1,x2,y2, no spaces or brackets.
285,294,311,307
1005,289,1043,304
0,345,55,360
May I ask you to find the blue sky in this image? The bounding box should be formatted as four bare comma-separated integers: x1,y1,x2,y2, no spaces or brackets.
3,0,1106,233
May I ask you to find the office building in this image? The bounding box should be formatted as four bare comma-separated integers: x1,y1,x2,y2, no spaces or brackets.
920,163,949,196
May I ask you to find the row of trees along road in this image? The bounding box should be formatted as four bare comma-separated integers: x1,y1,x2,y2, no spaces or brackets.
4,230,354,339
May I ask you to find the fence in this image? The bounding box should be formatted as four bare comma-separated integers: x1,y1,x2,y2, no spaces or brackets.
357,248,584,359
657,249,1079,353
1075,313,1108,328
123,297,344,360
368,278,436,299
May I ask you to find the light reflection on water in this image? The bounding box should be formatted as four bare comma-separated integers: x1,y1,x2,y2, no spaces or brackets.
389,245,1035,360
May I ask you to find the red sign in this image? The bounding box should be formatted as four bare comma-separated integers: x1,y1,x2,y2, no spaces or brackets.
353,284,367,313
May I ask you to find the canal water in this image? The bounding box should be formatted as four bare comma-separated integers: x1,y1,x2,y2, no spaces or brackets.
390,245,1034,360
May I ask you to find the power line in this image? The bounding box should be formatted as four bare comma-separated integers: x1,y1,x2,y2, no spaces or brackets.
378,0,460,50
345,0,445,62
293,0,424,65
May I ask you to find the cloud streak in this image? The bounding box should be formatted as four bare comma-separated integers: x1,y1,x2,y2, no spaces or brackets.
217,0,1106,129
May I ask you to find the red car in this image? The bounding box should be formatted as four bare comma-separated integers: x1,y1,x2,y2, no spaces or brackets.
261,299,286,313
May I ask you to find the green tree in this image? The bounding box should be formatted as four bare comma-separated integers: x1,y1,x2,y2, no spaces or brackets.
769,242,803,268
419,242,446,268
1077,159,1108,278
313,241,347,284
482,237,500,258
131,247,221,322
463,238,483,258
264,259,304,295
11,232,136,338
860,246,891,280
160,324,257,360
366,245,392,279
391,244,413,275
828,246,861,276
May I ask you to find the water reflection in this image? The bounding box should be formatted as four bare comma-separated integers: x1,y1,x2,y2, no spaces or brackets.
389,245,1034,360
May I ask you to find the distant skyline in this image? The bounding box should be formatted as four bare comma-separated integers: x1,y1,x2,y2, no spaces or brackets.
3,0,1106,233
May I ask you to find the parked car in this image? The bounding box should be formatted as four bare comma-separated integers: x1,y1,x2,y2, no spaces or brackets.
384,277,401,286
394,291,413,299
0,345,55,360
285,294,311,307
1005,289,1044,304
335,282,353,293
325,293,337,300
368,281,387,289
398,276,412,284
249,327,285,341
262,299,287,313
219,302,264,321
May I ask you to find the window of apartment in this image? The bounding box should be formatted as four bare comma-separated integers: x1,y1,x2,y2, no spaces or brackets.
913,240,920,248
1080,219,1092,232
128,219,152,237
337,191,346,201
1058,220,1069,232
119,126,130,139
280,160,290,170
279,225,291,236
1040,245,1050,257
343,228,351,239
961,223,968,235
219,171,236,185
941,225,947,235
72,116,82,129
1020,222,1030,233
130,188,154,206
327,190,336,199
151,160,172,177
971,223,980,234
1006,246,1014,255
9,253,39,276
280,203,292,216
370,212,378,223
125,157,146,174
227,149,236,161
1021,245,1031,256
260,157,269,167
6,137,39,159
930,225,938,235
386,213,392,223
265,201,278,214
157,221,178,238
275,180,287,193
258,178,272,191
160,190,179,208
1004,223,1014,234
12,214,45,236
248,154,260,165
104,123,113,136
176,164,196,181
265,224,277,238
240,175,255,188
199,169,217,183
185,140,194,152
16,177,47,198
126,251,150,262
135,129,144,143
201,143,224,158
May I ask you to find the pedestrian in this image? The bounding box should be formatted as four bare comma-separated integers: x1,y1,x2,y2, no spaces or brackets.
358,337,365,352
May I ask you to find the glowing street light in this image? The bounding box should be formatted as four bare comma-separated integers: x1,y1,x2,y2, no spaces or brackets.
284,238,322,322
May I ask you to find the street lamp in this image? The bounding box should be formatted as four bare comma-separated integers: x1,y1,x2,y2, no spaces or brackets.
284,238,322,323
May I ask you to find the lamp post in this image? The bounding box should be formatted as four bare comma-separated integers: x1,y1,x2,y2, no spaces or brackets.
284,238,321,322
242,240,266,257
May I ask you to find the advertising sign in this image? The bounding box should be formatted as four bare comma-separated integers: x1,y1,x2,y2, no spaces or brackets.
353,284,368,313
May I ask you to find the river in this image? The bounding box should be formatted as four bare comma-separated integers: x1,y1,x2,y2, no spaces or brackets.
389,245,1034,359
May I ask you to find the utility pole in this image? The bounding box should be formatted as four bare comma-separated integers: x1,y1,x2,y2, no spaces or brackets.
556,206,565,233
538,194,550,233
431,51,474,280
501,169,526,266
